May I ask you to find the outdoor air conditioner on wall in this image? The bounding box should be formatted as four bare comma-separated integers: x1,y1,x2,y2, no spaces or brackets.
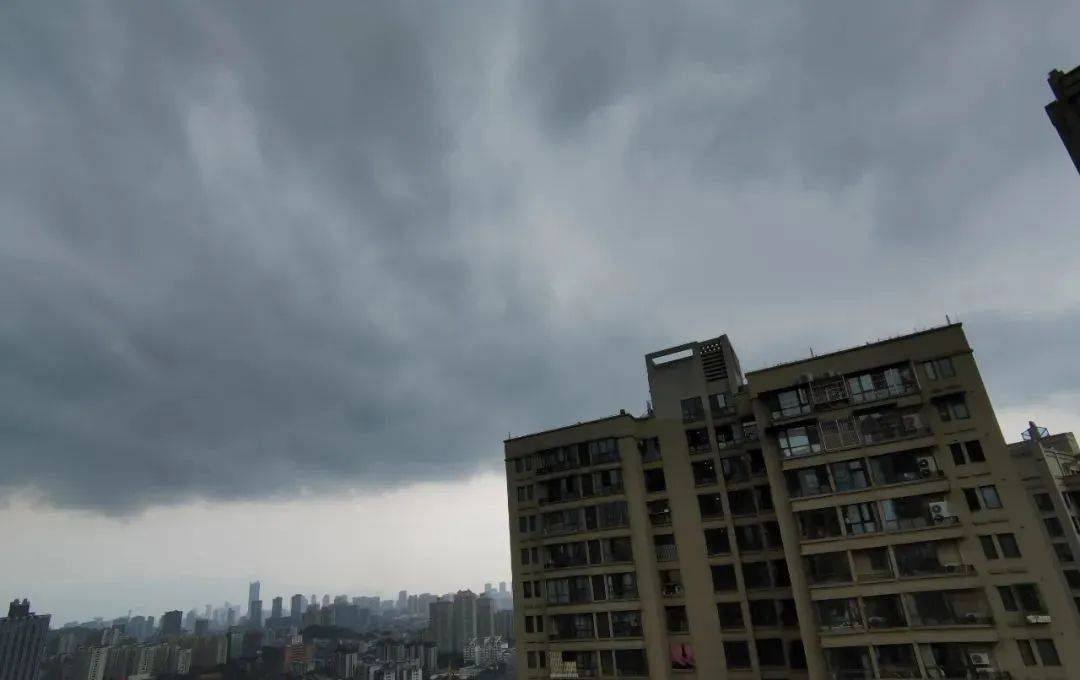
967,652,991,667
929,501,954,523
916,455,937,476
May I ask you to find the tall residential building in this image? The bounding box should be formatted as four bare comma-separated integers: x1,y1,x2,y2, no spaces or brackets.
248,600,263,629
398,590,408,611
290,594,304,625
429,599,454,656
248,581,261,608
85,646,110,680
506,324,1080,679
452,590,477,654
476,595,495,638
160,610,182,637
0,599,50,680
1046,65,1080,175
271,596,283,621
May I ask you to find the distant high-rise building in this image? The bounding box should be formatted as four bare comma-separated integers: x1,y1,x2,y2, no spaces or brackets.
475,595,494,638
429,599,453,656
498,582,507,594
322,594,330,607
225,608,235,628
451,590,477,654
290,594,304,625
194,619,209,636
204,604,212,621
397,590,408,611
160,610,182,637
0,599,50,680
248,581,260,608
85,646,110,680
271,597,283,620
1046,65,1080,175
483,582,494,594
247,600,262,629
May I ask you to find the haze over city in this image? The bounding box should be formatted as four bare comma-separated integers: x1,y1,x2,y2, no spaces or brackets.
3,0,1080,661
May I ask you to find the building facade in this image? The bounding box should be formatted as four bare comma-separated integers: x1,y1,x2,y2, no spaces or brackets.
0,600,50,680
1046,65,1080,175
505,324,1080,679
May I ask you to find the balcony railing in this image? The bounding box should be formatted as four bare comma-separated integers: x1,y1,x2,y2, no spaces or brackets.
885,514,959,533
660,583,684,597
924,667,1011,679
859,419,930,446
655,544,679,562
543,523,583,537
897,562,974,578
910,612,993,627
848,379,919,405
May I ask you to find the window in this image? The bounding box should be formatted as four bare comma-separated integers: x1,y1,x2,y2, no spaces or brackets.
773,387,811,419
610,610,642,637
749,600,778,627
842,502,879,535
711,564,737,592
979,485,1002,509
692,459,718,486
979,535,999,559
963,488,981,511
966,440,985,462
936,395,970,421
923,357,955,380
1066,570,1080,588
797,507,842,540
723,641,751,669
665,606,689,633
778,425,821,458
644,468,666,494
997,586,1018,612
756,638,785,666
647,499,672,527
526,651,536,668
1054,542,1074,562
735,524,763,552
950,440,985,465
786,466,830,497
1045,517,1064,537
669,642,694,671
638,437,661,462
831,458,871,491
681,396,704,423
1034,493,1054,512
742,562,772,589
524,616,534,633
698,492,724,519
764,521,783,549
708,391,731,414
1017,639,1036,666
519,516,529,533
704,527,730,556
685,428,711,454
717,602,743,630
1036,639,1061,666
728,489,756,516
1015,584,1046,614
521,548,530,565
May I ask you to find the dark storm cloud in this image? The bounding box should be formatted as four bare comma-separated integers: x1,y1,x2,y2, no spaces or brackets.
2,1,1079,513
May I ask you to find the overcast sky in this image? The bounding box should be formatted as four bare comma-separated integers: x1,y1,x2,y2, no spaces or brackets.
2,2,1079,623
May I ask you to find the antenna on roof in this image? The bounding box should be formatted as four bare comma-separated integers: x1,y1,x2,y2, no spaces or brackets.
809,346,814,357
946,314,951,324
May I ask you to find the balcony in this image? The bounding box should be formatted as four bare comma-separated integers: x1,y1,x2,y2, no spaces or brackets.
660,583,684,597
911,612,993,627
543,523,583,537
655,544,679,562
545,556,589,570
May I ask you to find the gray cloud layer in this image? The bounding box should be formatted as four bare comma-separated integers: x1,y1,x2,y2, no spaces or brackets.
2,2,1079,513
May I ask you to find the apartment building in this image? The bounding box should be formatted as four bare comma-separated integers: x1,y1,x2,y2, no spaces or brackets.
505,324,1080,679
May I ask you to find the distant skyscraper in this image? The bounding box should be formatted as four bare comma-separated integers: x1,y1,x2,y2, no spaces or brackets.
290,595,304,625
204,605,212,621
429,599,453,656
451,590,477,654
85,646,109,680
271,597,283,620
397,590,408,611
498,582,507,594
194,619,209,636
483,582,493,594
160,610,182,637
248,581,260,608
1047,65,1080,175
0,599,50,680
247,600,262,629
322,594,330,607
475,595,494,638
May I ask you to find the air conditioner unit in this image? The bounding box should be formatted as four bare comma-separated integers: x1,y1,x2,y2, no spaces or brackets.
929,501,954,523
798,373,813,384
967,652,991,667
